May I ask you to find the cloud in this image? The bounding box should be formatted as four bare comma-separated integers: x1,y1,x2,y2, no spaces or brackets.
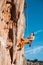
25,46,43,54
34,30,43,35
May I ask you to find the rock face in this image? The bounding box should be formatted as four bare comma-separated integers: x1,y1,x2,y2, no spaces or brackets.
0,0,25,65
13,0,26,65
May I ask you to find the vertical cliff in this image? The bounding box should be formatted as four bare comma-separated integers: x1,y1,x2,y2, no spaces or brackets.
13,0,26,65
0,0,25,65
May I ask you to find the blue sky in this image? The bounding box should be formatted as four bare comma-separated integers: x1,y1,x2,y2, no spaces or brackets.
24,0,43,61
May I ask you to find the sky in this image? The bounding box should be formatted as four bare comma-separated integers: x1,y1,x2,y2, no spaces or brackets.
24,0,43,61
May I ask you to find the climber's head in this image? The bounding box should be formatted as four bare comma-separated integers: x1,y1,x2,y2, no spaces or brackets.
31,32,34,36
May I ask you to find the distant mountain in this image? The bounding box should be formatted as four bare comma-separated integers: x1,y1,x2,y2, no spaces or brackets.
24,59,43,65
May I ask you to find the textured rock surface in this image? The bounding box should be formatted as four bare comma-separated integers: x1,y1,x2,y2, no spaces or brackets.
13,0,26,65
0,0,25,65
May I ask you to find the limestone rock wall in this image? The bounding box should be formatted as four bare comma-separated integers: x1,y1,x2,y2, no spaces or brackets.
13,0,26,65
0,0,26,65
